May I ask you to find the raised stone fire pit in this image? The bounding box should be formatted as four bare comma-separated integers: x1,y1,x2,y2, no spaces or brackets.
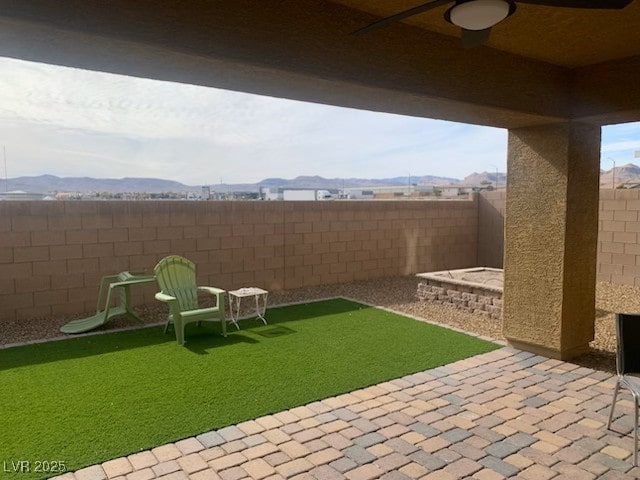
416,267,503,319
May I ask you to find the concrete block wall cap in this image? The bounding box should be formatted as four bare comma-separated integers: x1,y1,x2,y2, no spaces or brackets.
416,268,503,294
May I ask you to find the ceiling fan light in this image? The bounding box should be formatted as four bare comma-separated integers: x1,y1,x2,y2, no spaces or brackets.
447,0,512,31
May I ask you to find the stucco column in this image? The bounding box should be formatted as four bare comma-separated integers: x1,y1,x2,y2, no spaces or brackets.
503,122,600,360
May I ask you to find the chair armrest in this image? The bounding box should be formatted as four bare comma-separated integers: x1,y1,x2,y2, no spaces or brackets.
155,292,177,303
197,286,226,295
197,287,226,315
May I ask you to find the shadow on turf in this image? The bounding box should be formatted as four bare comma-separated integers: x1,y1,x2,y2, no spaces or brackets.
0,325,259,370
0,299,367,370
261,299,368,322
252,325,296,338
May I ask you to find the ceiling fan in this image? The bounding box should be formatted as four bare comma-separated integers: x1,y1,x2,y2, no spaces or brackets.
353,0,634,48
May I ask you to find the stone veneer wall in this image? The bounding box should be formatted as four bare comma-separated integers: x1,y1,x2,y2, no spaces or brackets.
0,199,478,323
417,280,502,319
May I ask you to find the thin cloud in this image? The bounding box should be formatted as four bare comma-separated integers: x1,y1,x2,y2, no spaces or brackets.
0,57,634,185
601,140,640,154
601,123,640,166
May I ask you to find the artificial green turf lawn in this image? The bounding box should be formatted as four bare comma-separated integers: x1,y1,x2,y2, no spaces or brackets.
0,299,498,478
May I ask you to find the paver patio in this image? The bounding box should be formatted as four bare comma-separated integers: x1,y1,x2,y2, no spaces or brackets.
55,348,638,480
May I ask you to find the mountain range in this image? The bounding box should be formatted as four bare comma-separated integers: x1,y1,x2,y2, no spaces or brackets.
2,174,189,194
1,172,506,194
600,163,640,187
2,164,636,193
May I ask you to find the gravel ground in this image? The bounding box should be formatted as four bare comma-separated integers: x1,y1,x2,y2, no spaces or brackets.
2,277,637,373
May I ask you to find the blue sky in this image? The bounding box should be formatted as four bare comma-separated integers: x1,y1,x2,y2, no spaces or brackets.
601,122,640,170
0,57,637,185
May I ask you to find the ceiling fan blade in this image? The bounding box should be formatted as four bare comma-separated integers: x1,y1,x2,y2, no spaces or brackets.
461,28,491,48
352,0,453,35
518,0,632,9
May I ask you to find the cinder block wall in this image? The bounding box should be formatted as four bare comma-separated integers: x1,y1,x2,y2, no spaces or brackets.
478,189,640,287
597,189,640,285
477,191,505,268
0,199,478,322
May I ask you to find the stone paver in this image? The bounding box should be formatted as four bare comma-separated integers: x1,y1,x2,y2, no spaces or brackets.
280,441,310,459
218,426,247,442
343,445,376,465
75,465,107,480
175,438,205,455
158,471,188,480
125,468,155,480
275,458,313,478
127,452,158,471
222,440,247,455
102,458,133,478
344,464,385,480
244,442,279,460
373,452,411,472
209,453,248,472
307,448,343,466
64,348,640,480
264,452,291,468
473,468,504,480
218,465,246,480
367,444,394,458
176,453,208,474
242,458,276,480
189,469,222,480
198,431,226,448
151,460,180,477
330,457,358,473
152,444,182,462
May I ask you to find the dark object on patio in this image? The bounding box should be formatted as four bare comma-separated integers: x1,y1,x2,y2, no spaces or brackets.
154,255,227,346
607,313,640,466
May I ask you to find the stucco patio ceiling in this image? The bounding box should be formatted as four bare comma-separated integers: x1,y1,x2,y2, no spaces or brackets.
335,0,640,67
0,0,637,128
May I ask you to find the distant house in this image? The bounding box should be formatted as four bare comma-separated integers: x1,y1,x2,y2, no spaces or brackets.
260,187,283,200
55,192,83,200
438,186,469,197
231,191,260,200
343,186,403,198
342,188,375,199
437,185,494,198
260,187,337,201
